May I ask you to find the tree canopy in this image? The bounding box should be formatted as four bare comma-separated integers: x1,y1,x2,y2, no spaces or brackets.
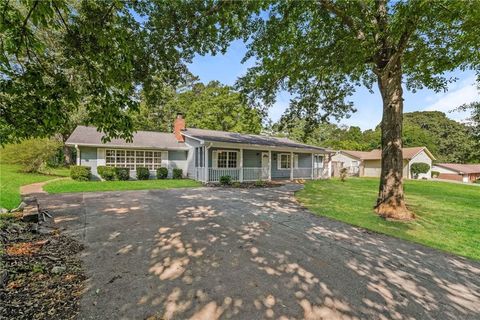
132,81,262,134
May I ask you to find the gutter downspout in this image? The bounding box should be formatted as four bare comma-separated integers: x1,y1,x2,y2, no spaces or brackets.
75,144,80,165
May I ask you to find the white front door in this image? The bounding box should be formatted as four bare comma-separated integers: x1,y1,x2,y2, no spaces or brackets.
261,152,269,180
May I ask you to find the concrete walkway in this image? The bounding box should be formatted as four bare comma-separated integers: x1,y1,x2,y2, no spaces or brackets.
37,185,480,320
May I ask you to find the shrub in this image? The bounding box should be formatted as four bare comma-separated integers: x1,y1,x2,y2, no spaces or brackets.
1,138,62,173
340,168,348,182
411,162,430,179
70,166,91,181
97,166,116,181
115,167,130,180
219,175,232,185
136,167,150,180
173,168,183,179
232,181,241,188
431,171,440,178
255,179,266,187
156,167,168,179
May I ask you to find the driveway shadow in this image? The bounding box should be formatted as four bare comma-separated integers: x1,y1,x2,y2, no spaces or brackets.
38,186,480,319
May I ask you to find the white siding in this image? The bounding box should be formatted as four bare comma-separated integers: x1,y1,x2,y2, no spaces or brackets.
363,160,382,177
331,153,360,168
184,137,201,178
432,165,458,174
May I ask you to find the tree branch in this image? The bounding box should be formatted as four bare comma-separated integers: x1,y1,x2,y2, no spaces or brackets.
318,0,366,41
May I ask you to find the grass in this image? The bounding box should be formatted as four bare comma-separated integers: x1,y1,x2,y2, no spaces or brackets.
0,164,70,210
296,178,480,260
43,178,201,194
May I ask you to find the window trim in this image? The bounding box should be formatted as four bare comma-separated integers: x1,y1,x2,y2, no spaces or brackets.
277,153,292,170
214,149,239,169
105,148,167,171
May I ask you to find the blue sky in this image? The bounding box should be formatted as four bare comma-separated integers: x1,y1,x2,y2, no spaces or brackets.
188,40,479,130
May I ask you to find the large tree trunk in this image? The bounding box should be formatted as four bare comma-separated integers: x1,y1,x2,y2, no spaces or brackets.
375,62,414,220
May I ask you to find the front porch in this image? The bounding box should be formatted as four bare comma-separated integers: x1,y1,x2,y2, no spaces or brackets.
193,147,330,183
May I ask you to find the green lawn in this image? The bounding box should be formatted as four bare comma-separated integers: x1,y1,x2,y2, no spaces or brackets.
43,178,201,194
296,178,480,260
0,164,70,210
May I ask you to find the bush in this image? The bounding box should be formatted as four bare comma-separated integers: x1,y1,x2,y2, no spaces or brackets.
115,167,130,180
136,167,150,180
431,171,440,178
173,168,183,179
70,166,91,181
255,179,266,187
156,167,168,179
97,166,116,181
411,162,430,179
340,168,348,182
1,138,62,173
219,175,232,185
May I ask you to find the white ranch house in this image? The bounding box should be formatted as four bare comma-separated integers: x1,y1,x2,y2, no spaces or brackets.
66,115,333,182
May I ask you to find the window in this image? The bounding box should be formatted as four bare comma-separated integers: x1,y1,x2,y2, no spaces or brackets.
195,147,204,168
215,150,238,168
279,154,291,170
105,149,164,170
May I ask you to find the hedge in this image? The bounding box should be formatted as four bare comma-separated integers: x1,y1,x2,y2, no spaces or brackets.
97,166,116,181
136,167,150,180
156,167,168,179
70,166,91,181
173,168,183,179
115,167,130,181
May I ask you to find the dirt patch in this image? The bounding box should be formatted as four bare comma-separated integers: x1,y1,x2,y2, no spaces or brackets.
0,218,85,319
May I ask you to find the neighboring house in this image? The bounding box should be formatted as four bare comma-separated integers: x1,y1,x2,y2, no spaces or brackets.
432,163,480,183
66,115,333,182
331,147,435,179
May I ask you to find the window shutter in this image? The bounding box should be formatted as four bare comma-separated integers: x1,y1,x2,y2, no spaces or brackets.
212,150,218,169
161,151,168,168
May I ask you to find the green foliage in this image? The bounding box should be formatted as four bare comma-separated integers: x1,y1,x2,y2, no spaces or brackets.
339,168,348,182
115,168,130,181
431,171,440,178
136,167,150,180
410,163,430,178
219,175,232,185
156,167,168,179
97,166,116,181
255,180,266,187
70,166,91,181
172,168,183,179
0,0,210,143
132,81,263,134
1,139,62,173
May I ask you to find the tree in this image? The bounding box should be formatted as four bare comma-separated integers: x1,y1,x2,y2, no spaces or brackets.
410,163,430,179
133,81,263,134
0,1,205,144
1,138,62,173
188,0,479,219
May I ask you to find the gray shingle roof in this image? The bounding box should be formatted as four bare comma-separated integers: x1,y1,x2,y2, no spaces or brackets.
66,126,187,149
183,128,328,151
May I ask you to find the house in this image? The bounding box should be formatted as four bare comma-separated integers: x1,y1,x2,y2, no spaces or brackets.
432,163,480,183
331,147,436,179
66,115,333,182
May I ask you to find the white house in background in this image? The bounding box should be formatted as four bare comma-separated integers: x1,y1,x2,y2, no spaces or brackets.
66,114,334,182
432,163,480,183
331,147,436,179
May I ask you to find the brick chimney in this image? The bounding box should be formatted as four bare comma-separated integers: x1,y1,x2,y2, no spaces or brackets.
174,113,185,142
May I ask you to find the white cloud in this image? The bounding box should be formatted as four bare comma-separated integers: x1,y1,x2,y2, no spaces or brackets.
425,76,479,119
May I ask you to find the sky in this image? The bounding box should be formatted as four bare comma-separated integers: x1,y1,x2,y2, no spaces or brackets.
188,40,479,130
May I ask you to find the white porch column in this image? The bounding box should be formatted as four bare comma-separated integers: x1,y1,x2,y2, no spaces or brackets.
204,146,209,183
311,153,314,179
268,150,272,181
75,145,80,165
327,155,332,178
290,151,294,180
239,148,243,182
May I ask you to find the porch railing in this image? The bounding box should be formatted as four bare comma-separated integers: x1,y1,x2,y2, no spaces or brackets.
208,168,240,182
202,166,329,182
293,168,312,179
194,167,206,182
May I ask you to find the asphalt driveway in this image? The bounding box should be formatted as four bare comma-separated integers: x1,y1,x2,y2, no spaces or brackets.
38,185,480,320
